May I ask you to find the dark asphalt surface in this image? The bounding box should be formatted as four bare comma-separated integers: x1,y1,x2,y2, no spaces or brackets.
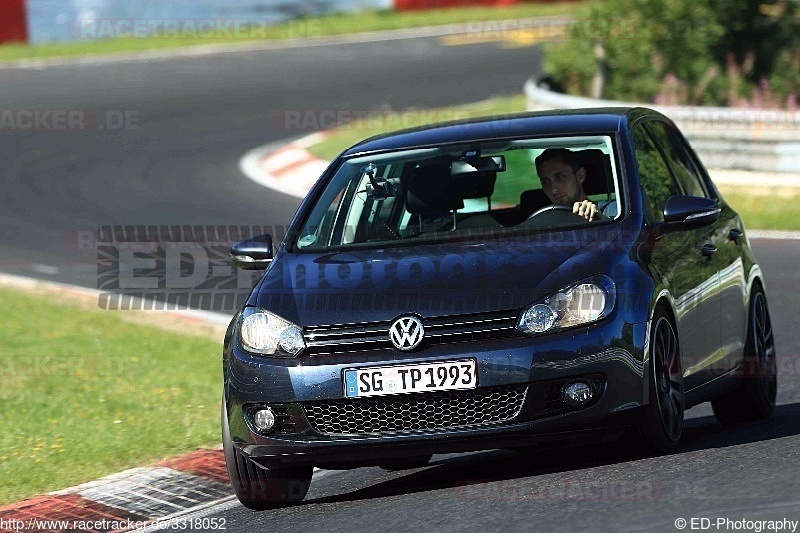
2,35,799,533
0,36,539,288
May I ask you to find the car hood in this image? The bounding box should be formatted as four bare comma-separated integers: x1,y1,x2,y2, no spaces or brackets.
252,226,622,326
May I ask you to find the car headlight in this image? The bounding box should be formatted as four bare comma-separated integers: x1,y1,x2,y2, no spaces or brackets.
517,275,616,335
239,307,305,357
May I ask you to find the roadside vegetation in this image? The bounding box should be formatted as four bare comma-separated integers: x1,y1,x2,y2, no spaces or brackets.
544,0,800,108
0,1,591,63
0,287,223,505
306,94,798,231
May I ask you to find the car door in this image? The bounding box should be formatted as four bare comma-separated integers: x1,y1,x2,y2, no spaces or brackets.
660,123,748,367
633,121,722,392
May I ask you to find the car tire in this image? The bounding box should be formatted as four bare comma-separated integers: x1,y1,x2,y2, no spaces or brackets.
711,285,777,424
378,454,433,471
636,309,685,453
222,400,312,510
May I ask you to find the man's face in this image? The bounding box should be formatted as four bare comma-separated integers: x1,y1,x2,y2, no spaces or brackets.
537,157,587,206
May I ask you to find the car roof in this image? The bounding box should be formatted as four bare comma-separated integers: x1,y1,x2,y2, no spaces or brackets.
341,107,663,156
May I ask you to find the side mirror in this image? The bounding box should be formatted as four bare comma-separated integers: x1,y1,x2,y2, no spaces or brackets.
663,196,720,227
230,234,273,270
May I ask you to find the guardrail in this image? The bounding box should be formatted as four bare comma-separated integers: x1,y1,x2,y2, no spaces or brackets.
525,77,800,173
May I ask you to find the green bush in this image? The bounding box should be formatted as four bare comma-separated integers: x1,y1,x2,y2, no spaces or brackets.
545,0,800,107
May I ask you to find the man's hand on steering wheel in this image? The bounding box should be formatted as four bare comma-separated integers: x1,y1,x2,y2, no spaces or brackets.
573,200,600,221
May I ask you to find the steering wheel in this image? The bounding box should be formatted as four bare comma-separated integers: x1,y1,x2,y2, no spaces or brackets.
527,205,575,218
521,204,587,227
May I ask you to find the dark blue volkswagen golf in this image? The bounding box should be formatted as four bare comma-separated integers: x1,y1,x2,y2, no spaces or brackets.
222,108,776,509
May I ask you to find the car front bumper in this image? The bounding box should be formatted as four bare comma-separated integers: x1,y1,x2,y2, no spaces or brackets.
223,316,649,468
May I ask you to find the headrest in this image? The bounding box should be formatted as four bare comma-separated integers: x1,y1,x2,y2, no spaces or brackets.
573,149,612,196
404,164,464,215
458,172,497,200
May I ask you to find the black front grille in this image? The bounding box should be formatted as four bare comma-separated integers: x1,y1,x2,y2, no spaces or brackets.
303,310,520,356
302,384,528,435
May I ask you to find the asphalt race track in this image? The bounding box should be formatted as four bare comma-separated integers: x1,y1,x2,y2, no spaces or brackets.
0,36,539,288
2,35,800,532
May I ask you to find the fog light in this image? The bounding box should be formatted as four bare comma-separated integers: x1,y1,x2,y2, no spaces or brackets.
253,407,276,432
563,381,594,407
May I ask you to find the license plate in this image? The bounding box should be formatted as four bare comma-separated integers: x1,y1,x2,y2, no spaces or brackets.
344,359,477,398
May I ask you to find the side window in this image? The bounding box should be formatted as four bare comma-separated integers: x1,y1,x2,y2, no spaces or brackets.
367,196,397,225
632,124,679,223
645,121,708,198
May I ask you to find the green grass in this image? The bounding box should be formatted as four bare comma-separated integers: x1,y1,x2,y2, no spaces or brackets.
719,186,800,232
0,2,590,63
0,288,223,505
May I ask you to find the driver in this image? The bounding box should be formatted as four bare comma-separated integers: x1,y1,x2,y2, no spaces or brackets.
534,148,607,221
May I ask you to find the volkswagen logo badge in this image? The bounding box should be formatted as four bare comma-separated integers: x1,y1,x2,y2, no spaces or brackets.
389,316,425,351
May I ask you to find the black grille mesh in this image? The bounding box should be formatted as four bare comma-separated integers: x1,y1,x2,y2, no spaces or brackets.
302,384,528,435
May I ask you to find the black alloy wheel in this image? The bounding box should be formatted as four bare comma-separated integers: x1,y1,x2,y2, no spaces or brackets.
638,310,685,453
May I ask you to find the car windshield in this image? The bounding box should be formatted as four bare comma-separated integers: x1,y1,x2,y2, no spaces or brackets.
294,135,621,250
